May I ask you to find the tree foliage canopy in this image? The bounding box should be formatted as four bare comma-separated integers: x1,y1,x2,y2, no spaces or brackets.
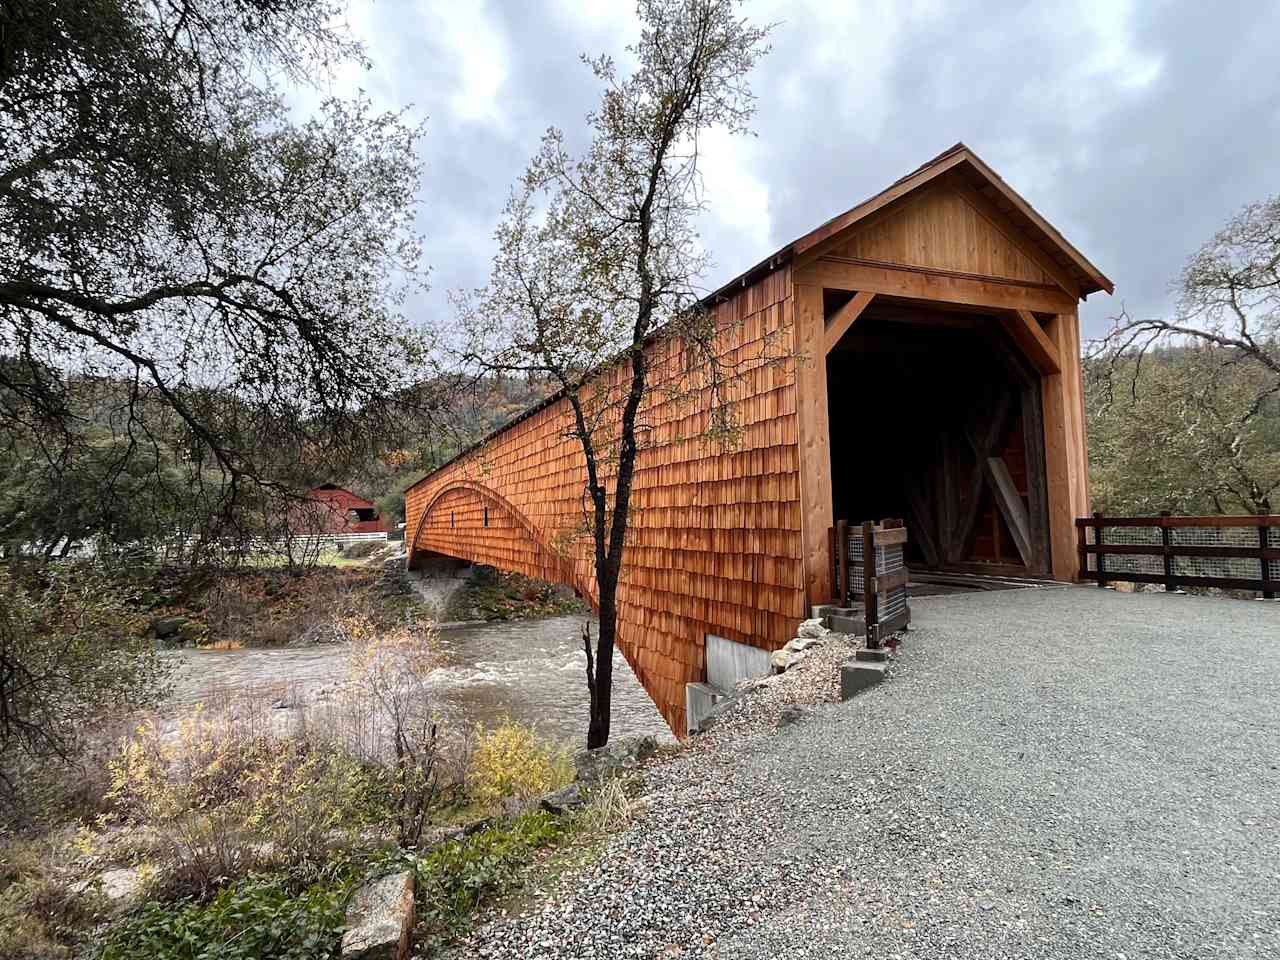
0,0,431,555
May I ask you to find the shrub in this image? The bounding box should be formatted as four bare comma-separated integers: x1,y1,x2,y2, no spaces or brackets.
467,721,572,808
0,564,172,815
98,874,349,960
407,811,565,948
105,712,387,899
0,857,96,960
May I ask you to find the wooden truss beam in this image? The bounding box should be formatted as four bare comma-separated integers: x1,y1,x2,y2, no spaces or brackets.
984,456,1034,567
824,291,875,353
799,257,1079,315
998,309,1061,375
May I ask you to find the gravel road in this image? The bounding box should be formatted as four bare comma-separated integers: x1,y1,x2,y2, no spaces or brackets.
452,586,1280,959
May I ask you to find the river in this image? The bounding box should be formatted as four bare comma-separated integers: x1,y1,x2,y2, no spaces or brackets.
166,614,675,745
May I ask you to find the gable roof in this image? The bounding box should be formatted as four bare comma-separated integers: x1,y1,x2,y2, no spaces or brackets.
706,142,1113,304
310,484,376,510
406,143,1112,493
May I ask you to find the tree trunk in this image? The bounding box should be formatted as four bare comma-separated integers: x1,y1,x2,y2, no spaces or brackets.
586,585,617,749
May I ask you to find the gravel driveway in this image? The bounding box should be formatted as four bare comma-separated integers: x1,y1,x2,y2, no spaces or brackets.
454,586,1280,960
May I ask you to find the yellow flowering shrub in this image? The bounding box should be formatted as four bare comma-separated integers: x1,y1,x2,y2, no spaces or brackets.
467,721,572,807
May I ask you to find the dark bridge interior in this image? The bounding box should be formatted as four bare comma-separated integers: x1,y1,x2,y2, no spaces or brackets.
826,301,1051,577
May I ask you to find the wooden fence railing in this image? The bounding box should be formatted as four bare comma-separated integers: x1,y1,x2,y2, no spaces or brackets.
828,518,911,647
1076,512,1280,598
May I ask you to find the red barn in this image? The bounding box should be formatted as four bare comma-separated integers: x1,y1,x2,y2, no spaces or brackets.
303,484,389,534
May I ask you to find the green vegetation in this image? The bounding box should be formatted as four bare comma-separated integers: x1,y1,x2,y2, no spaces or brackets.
100,875,351,960
404,812,567,951
0,589,612,960
1085,346,1280,516
461,568,587,622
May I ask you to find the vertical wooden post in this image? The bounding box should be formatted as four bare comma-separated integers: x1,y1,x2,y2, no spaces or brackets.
836,519,849,607
862,520,879,648
794,282,835,607
1041,311,1090,581
1260,523,1274,600
1076,518,1088,581
1160,511,1176,592
1093,511,1107,588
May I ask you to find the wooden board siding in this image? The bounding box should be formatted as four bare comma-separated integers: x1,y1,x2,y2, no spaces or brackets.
827,182,1060,289
795,178,1092,581
405,268,804,735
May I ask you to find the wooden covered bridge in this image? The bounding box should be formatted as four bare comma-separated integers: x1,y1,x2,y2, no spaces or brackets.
405,144,1112,735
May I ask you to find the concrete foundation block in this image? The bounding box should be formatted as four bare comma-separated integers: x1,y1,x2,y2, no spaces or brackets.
828,614,866,636
840,661,886,700
706,633,771,691
854,647,889,663
686,682,726,736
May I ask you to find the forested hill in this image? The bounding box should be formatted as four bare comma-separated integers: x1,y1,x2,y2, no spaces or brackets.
1084,344,1280,516
341,373,558,524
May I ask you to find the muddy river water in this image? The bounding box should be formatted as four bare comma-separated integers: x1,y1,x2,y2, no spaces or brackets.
166,615,675,745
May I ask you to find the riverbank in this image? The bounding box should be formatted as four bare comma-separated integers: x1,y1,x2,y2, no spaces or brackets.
165,614,673,746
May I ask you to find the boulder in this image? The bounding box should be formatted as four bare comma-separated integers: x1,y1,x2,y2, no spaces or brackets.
540,782,586,815
73,866,145,913
770,648,803,672
797,618,829,639
784,636,823,654
149,616,184,639
573,735,658,783
341,871,416,960
177,620,204,643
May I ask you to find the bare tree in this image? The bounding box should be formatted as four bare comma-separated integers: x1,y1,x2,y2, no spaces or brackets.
455,0,774,748
1094,195,1280,515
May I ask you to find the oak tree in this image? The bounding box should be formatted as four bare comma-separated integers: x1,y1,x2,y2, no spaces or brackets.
456,0,774,747
0,0,431,557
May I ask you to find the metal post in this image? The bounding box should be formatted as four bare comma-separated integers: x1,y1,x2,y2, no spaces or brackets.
828,525,837,602
836,519,849,608
862,520,879,648
1094,511,1108,588
1160,511,1176,592
1261,524,1274,600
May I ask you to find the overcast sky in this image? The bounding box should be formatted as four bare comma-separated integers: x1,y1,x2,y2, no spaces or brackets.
313,0,1280,340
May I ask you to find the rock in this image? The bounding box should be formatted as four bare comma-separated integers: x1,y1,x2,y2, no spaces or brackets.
293,621,341,646
574,735,658,783
149,616,184,639
784,636,823,654
775,705,809,729
797,618,829,639
341,871,416,960
72,866,146,915
540,783,586,814
770,648,803,672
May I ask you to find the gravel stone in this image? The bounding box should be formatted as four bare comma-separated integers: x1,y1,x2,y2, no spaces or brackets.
447,587,1280,959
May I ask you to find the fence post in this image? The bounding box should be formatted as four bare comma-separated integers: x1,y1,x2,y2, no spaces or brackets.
1261,523,1275,600
1093,511,1108,588
836,519,849,607
862,520,879,648
1160,511,1176,592
828,525,837,602
1076,519,1088,581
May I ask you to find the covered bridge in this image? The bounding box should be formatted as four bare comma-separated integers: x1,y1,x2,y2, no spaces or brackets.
405,144,1112,734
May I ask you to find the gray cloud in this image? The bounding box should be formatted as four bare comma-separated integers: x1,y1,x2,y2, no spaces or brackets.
337,0,1280,340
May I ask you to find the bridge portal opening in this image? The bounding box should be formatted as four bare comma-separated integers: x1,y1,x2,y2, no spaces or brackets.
825,298,1051,578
